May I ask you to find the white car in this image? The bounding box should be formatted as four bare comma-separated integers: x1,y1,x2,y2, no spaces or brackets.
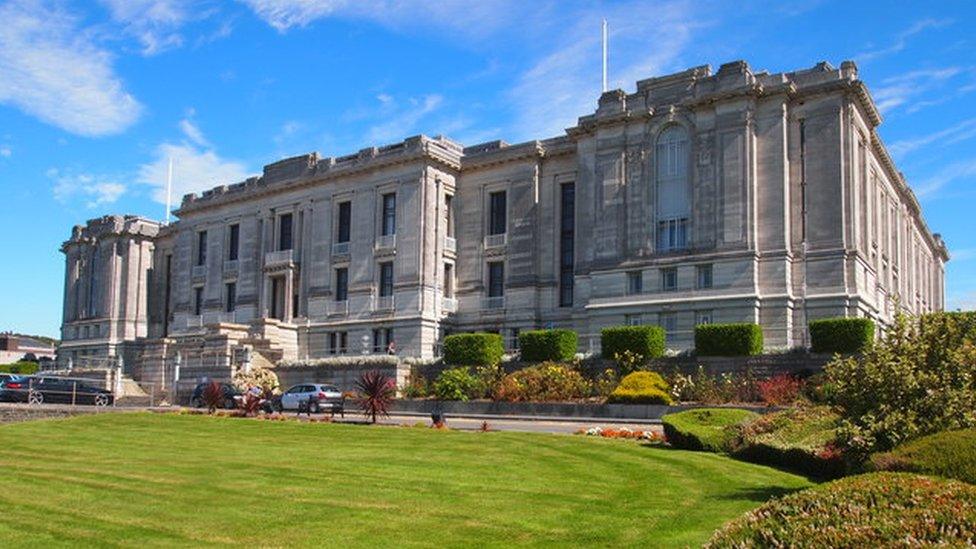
275,383,344,414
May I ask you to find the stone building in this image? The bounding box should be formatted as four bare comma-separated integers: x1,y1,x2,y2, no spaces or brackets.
57,60,949,381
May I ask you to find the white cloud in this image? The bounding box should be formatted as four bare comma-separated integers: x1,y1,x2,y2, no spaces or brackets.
138,119,250,205
0,146,10,158
888,117,976,158
0,1,142,137
364,94,443,143
872,67,962,114
856,18,952,63
509,2,699,140
179,116,209,147
49,169,127,208
100,0,190,55
914,159,976,198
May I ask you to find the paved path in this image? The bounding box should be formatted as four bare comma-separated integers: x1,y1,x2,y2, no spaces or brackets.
339,412,663,435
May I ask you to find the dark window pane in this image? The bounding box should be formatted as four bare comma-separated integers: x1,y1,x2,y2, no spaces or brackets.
337,202,351,243
488,262,504,297
380,262,394,297
228,224,239,261
382,193,396,236
335,268,348,301
279,214,293,251
489,191,506,235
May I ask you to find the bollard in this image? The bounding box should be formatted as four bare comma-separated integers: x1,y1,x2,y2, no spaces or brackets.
72,381,77,406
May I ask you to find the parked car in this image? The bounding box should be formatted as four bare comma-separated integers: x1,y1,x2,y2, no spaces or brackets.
0,373,22,384
272,384,344,414
189,382,240,409
0,376,113,406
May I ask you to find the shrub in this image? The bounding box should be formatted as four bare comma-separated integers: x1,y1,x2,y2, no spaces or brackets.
518,329,577,362
496,362,590,402
695,323,763,356
593,368,618,399
667,366,760,404
607,371,672,405
661,408,760,452
705,473,976,548
442,333,504,366
231,367,279,398
473,364,505,400
401,368,428,399
612,350,644,375
729,406,844,478
0,361,39,375
356,370,396,424
870,429,976,485
432,367,481,401
600,326,665,361
201,381,227,414
757,374,803,406
826,312,976,460
809,317,875,354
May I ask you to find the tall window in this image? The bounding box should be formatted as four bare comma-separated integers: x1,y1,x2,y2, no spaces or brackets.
194,286,203,316
335,268,348,302
445,194,455,237
228,224,239,261
373,328,394,353
337,201,351,243
488,261,505,297
489,191,506,235
627,271,643,295
661,267,677,291
329,332,348,354
381,193,396,236
559,182,575,307
443,263,454,298
656,126,690,251
278,213,293,251
196,231,208,266
379,262,394,297
659,312,678,336
696,264,713,289
225,282,236,313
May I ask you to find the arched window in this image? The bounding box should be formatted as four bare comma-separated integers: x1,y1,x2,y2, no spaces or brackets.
655,125,690,251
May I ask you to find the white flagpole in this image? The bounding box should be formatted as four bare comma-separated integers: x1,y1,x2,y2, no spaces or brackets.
165,157,173,225
602,18,608,92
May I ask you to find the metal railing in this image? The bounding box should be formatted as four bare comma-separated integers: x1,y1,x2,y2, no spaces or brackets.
332,242,350,256
444,235,457,252
223,259,239,274
482,296,505,310
484,233,507,249
186,315,203,328
376,234,396,250
264,249,295,266
191,265,207,279
326,300,348,316
373,295,395,312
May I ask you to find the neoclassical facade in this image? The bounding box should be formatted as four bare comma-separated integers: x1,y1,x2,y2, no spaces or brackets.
58,60,949,381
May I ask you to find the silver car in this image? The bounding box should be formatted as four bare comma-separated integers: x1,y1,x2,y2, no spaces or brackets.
276,383,344,414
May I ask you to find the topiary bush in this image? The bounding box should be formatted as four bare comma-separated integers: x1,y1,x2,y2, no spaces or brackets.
600,326,665,361
870,428,976,485
826,312,976,460
705,473,976,548
729,406,844,478
518,329,577,362
661,408,760,453
432,367,481,401
695,323,763,356
607,371,672,405
442,333,504,366
809,317,875,354
495,362,590,402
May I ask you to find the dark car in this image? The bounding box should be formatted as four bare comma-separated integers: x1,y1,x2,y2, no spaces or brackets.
0,376,114,406
189,382,240,409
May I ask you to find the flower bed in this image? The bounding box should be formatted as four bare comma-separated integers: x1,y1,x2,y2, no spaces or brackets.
576,426,664,442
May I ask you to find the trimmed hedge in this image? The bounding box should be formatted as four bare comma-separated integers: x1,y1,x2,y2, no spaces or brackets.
706,473,976,548
695,323,763,356
607,371,672,405
870,428,976,485
661,408,760,453
600,326,665,360
0,361,39,375
518,329,577,362
443,333,504,366
729,406,844,478
809,317,874,354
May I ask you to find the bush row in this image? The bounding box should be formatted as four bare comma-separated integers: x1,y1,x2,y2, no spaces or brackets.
518,329,577,362
809,317,874,354
870,428,976,485
0,361,40,375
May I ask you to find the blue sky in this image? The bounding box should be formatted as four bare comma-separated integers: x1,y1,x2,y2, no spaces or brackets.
1,0,974,338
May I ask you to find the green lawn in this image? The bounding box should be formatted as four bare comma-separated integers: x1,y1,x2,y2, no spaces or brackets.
0,413,812,547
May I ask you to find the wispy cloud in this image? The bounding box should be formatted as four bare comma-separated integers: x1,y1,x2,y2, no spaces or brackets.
49,169,127,208
178,109,209,147
856,18,952,63
364,94,443,143
99,0,190,55
872,67,962,113
0,1,142,137
138,117,250,205
914,159,976,198
0,145,10,158
888,117,976,158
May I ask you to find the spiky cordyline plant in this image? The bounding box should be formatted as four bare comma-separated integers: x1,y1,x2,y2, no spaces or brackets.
356,370,395,424
201,381,226,414
236,392,265,417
